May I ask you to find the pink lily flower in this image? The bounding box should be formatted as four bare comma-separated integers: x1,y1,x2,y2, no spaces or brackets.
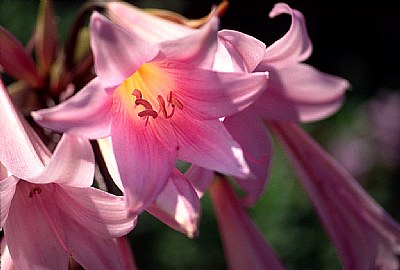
210,2,400,268
214,3,349,206
210,175,286,270
31,11,268,215
0,79,136,269
88,1,266,237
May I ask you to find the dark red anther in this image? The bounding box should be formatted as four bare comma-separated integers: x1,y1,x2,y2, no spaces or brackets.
157,95,176,118
167,91,183,110
135,98,153,110
132,89,142,99
167,91,173,103
157,95,168,118
171,98,183,110
29,187,42,198
138,109,158,119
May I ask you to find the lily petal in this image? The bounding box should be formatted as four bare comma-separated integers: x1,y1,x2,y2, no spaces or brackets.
146,168,200,238
159,10,219,69
26,134,95,187
97,137,124,192
154,62,268,120
214,30,266,72
32,78,112,139
1,241,16,270
261,3,312,69
184,164,215,198
105,1,196,43
4,181,68,270
0,26,43,88
111,92,177,214
210,177,286,270
0,80,48,179
117,236,138,270
90,12,160,90
63,218,125,270
0,161,8,179
172,113,250,179
0,175,18,229
255,64,349,122
269,122,400,270
224,107,273,206
56,185,136,239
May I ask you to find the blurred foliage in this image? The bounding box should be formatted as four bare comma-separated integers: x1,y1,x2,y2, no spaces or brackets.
1,0,399,269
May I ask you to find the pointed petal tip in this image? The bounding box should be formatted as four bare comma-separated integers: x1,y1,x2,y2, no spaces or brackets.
231,146,252,178
90,10,103,21
268,3,292,18
182,214,200,238
89,11,110,32
30,111,43,121
187,227,199,239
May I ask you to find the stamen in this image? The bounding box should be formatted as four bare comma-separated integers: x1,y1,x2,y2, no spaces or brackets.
135,99,153,110
29,187,42,198
167,91,183,110
132,89,142,99
172,98,183,110
167,106,176,118
167,91,173,104
132,89,158,125
157,95,168,118
138,109,158,119
132,89,183,123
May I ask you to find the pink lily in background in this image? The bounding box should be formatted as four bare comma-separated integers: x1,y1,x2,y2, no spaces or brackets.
209,175,286,270
213,2,350,206
0,79,136,269
269,122,400,270
209,2,400,268
32,11,268,216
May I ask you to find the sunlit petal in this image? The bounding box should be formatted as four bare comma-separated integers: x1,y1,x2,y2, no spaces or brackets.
262,3,312,69
4,181,68,270
0,80,48,179
0,175,18,229
214,30,266,72
90,12,160,90
111,88,177,214
147,169,200,238
32,78,113,139
172,114,250,179
27,134,94,187
106,1,195,43
255,64,349,122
